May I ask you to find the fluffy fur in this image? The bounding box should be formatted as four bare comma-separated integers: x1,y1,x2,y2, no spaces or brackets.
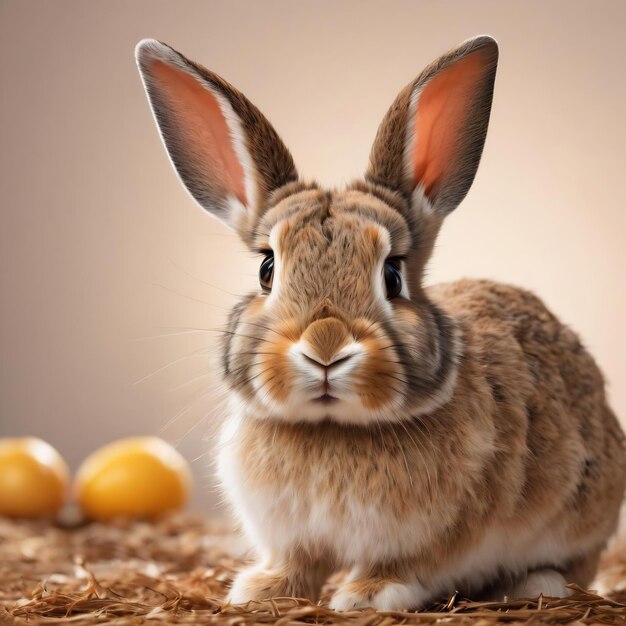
136,36,626,610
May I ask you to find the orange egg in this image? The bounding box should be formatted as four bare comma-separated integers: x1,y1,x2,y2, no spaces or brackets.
0,437,70,518
74,437,192,521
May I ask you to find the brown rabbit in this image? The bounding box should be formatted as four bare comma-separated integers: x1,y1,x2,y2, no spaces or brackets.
136,36,626,610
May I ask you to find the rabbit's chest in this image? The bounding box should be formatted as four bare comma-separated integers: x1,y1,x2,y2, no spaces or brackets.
218,414,436,562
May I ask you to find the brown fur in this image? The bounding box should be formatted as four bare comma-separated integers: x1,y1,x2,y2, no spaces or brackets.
227,279,624,597
136,36,626,608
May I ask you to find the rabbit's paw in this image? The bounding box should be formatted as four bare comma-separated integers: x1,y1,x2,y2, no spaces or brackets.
227,559,326,605
227,564,289,604
506,568,569,600
330,578,429,611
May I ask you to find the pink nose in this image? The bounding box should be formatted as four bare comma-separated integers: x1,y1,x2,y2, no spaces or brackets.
299,317,352,367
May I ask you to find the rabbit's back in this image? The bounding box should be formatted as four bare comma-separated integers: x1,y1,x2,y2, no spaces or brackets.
429,278,626,574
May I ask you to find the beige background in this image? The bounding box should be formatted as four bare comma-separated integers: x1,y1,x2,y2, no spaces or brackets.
1,0,625,514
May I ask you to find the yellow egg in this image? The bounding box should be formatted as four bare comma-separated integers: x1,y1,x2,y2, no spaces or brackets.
75,437,192,521
0,437,70,518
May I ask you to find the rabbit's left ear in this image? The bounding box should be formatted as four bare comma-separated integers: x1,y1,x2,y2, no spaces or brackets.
135,39,298,243
366,36,498,216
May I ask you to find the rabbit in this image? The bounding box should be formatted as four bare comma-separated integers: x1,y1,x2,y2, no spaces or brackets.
135,35,626,610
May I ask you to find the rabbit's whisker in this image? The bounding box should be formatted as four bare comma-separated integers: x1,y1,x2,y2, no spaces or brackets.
151,282,232,310
166,255,242,298
133,345,212,385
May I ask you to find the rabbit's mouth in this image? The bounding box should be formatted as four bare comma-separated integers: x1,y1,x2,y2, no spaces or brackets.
311,393,339,405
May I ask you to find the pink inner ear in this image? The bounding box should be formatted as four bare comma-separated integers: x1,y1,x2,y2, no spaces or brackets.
150,60,247,206
411,49,489,197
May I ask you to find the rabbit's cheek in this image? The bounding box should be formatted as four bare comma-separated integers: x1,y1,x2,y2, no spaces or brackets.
252,345,297,406
355,336,405,412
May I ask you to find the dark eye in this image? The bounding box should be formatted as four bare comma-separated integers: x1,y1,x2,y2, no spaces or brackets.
384,260,403,299
259,252,274,291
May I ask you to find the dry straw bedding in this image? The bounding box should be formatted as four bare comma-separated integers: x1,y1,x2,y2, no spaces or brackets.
1,514,626,625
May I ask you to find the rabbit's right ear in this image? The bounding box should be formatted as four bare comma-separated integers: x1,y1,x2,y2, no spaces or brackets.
135,40,298,243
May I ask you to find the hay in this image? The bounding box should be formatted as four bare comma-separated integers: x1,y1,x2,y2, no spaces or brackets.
1,513,625,625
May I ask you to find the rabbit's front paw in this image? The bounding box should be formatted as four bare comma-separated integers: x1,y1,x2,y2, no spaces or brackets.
227,559,327,605
227,564,289,604
330,578,430,611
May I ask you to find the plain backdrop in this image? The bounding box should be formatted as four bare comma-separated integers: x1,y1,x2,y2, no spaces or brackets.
1,0,625,514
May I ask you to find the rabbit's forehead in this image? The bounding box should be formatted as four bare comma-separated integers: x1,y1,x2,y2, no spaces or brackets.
256,189,412,258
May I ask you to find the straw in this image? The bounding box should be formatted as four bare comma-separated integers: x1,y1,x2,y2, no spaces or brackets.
1,513,624,625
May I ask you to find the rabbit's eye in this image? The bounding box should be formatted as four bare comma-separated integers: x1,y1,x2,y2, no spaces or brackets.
384,260,402,299
259,252,274,292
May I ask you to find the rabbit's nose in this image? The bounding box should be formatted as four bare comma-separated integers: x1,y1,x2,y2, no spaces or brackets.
301,347,355,371
299,318,353,368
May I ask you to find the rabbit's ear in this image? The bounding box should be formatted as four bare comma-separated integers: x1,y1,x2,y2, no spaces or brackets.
135,39,298,242
366,36,498,216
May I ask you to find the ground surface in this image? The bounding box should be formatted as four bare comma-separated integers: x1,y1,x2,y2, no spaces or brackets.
1,513,626,625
